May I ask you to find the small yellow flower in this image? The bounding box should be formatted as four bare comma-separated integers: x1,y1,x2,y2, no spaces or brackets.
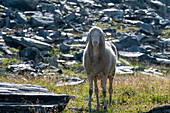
116,88,118,90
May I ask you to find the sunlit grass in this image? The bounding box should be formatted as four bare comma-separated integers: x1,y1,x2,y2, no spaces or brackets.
0,71,169,112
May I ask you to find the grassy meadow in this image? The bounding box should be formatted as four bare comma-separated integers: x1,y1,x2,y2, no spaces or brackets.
0,60,169,112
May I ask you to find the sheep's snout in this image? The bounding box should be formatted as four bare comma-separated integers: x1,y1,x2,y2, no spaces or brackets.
92,40,99,46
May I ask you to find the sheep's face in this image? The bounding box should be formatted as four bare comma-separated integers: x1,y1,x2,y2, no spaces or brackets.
91,30,100,47
87,26,105,48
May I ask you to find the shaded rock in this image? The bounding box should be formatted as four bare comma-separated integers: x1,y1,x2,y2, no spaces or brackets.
45,68,62,74
74,50,84,61
21,37,53,50
37,28,50,38
64,13,76,22
7,62,36,73
60,54,74,60
0,82,71,112
138,54,157,63
137,23,153,34
0,0,40,10
146,105,170,113
0,45,12,55
30,12,54,27
15,12,28,24
103,8,124,18
149,0,168,18
59,43,70,53
56,77,86,86
36,62,49,70
43,57,58,67
116,36,141,51
41,3,56,13
18,47,43,63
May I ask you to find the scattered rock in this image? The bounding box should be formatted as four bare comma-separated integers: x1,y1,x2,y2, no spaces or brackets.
0,0,40,10
146,105,170,113
56,77,86,86
18,47,43,63
0,82,71,112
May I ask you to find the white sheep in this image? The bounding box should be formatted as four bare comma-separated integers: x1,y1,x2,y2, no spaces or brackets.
83,26,117,110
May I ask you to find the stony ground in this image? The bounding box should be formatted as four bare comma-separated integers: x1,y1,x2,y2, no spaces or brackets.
0,0,170,112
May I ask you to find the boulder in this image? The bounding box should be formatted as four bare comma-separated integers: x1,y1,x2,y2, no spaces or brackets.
116,36,141,51
59,43,70,53
149,0,168,18
3,35,52,50
18,47,43,63
0,0,40,10
7,62,36,73
30,12,54,27
43,57,58,67
103,8,124,18
15,12,28,24
0,82,71,112
147,105,170,113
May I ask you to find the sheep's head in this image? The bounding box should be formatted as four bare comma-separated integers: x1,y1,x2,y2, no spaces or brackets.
87,26,105,47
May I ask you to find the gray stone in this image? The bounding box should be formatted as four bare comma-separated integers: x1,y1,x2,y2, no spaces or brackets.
19,47,43,63
60,54,74,60
116,36,141,51
21,37,53,50
64,13,76,22
138,54,157,64
15,12,28,24
137,23,153,34
0,0,40,10
116,66,134,75
30,12,54,27
41,3,56,12
149,0,168,18
0,82,71,112
74,50,84,61
103,8,124,18
147,105,170,113
56,77,86,86
43,57,58,67
59,43,70,53
37,29,50,38
119,51,144,58
8,62,36,73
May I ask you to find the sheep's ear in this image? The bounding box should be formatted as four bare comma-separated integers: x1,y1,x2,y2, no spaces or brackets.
100,30,105,44
86,33,90,43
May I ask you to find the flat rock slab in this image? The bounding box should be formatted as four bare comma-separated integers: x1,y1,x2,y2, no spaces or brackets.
0,82,71,112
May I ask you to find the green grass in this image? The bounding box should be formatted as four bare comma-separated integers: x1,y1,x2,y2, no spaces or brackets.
161,29,170,38
0,69,169,112
0,58,20,64
0,8,4,12
10,47,19,53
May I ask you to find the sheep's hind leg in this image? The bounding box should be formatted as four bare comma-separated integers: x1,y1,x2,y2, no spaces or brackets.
94,78,100,110
102,76,107,110
88,76,93,111
109,75,114,107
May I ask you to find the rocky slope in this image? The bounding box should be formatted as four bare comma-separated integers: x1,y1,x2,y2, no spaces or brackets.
0,0,169,81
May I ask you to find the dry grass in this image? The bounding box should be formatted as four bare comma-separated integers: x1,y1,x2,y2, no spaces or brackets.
0,70,169,112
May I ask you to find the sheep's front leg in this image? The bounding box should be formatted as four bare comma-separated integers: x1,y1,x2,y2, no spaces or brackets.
94,78,100,109
109,75,114,107
88,76,93,111
102,76,107,110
